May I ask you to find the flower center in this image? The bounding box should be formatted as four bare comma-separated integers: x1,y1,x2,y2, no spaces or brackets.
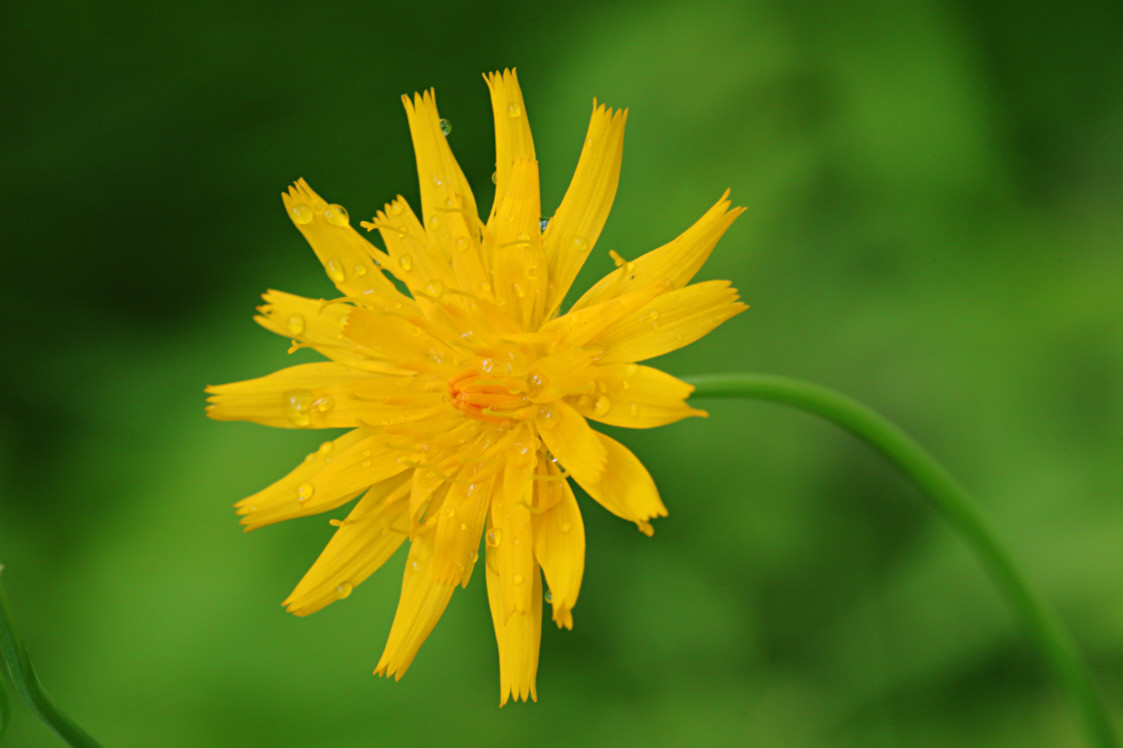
448,367,538,425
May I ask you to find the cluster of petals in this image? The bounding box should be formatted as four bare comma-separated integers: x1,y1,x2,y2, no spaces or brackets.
206,69,745,705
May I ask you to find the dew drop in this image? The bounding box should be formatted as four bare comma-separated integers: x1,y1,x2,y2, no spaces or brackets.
290,203,315,225
468,551,479,563
648,309,660,320
354,264,367,276
480,358,495,373
426,280,445,297
491,171,498,184
458,521,468,531
539,217,550,232
527,371,548,399
455,236,469,252
544,589,553,604
429,215,440,229
313,395,334,413
286,314,306,335
560,522,572,534
439,118,452,136
318,441,334,455
513,282,526,299
296,483,314,501
410,559,421,572
389,202,404,216
398,255,413,271
576,394,592,410
486,528,503,547
593,396,611,416
443,505,456,519
336,582,353,599
326,258,346,283
525,264,539,279
507,103,522,118
361,459,371,468
596,380,609,394
625,363,639,377
629,403,639,416
283,390,314,427
513,573,524,585
537,406,557,430
324,204,349,227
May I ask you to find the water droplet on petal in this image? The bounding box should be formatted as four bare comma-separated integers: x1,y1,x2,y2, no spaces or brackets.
491,171,498,184
389,202,404,216
539,217,550,232
527,371,548,399
283,390,314,427
398,255,413,272
560,522,572,534
318,441,333,455
538,406,557,429
326,258,346,283
486,528,503,547
513,573,524,584
545,589,553,603
593,396,611,416
458,521,467,531
313,395,334,413
296,483,314,501
443,506,456,519
290,203,315,225
324,204,349,227
426,280,444,297
507,103,522,118
336,582,353,599
286,314,306,335
573,237,588,251
361,459,371,468
354,264,367,276
455,236,469,252
629,403,639,416
439,118,452,136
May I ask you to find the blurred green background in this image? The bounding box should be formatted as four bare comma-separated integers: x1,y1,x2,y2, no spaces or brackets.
2,0,1121,745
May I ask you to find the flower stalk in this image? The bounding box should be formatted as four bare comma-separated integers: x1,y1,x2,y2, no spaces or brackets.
0,570,103,748
686,372,1119,748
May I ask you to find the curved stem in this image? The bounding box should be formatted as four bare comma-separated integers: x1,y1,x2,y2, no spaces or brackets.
686,373,1118,748
0,570,104,748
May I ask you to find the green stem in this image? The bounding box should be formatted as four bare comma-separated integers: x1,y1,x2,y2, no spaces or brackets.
686,373,1118,748
0,570,104,748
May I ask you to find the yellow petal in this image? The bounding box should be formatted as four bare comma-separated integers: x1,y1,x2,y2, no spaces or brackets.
531,459,584,629
484,69,535,222
572,191,744,311
542,102,627,317
487,459,535,619
430,465,492,586
574,432,667,526
283,475,411,616
375,529,457,680
490,157,548,328
588,280,747,364
231,429,411,531
536,400,607,485
282,179,411,306
401,89,479,235
539,280,669,349
205,363,443,429
343,307,463,376
571,364,706,429
486,550,541,706
360,196,460,311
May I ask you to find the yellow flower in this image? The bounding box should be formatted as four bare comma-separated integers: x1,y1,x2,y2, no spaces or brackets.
206,69,745,705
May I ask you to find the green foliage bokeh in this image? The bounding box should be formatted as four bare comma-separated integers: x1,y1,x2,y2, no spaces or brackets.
1,0,1121,745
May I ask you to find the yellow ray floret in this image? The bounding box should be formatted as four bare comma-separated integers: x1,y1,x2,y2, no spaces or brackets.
206,68,745,703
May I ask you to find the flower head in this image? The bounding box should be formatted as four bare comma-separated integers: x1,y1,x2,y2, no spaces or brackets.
206,69,745,704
